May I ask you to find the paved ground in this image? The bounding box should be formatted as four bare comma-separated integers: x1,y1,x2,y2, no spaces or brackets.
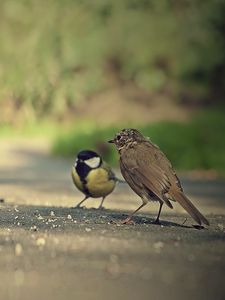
0,139,225,300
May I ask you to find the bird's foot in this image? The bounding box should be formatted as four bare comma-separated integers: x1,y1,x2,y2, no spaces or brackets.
192,224,205,230
152,218,161,225
72,205,85,209
97,206,105,210
109,218,135,225
121,218,135,225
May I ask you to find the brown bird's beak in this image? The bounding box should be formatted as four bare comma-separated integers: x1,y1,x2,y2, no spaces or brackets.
108,139,115,144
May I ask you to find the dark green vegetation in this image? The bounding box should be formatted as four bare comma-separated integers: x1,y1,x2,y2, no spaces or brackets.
1,0,225,173
52,110,225,173
0,0,225,123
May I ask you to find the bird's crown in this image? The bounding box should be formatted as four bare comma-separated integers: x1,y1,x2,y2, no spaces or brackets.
109,128,145,149
75,150,102,169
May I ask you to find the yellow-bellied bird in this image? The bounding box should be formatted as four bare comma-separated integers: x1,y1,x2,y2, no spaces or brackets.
71,150,121,209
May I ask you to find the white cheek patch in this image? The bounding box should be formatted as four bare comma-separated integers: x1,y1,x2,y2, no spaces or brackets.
85,157,101,168
74,158,78,167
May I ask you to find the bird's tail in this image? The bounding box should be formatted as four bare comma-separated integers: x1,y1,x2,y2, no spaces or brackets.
170,189,209,226
115,178,126,184
109,173,126,184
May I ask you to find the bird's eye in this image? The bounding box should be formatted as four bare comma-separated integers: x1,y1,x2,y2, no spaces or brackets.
117,135,121,140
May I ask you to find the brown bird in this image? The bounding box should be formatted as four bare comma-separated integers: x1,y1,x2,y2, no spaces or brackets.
108,128,209,226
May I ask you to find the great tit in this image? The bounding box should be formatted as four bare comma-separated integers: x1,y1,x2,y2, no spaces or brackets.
71,150,120,209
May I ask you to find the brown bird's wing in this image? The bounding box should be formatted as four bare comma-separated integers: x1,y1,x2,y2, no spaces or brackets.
140,142,209,225
121,142,209,226
120,146,173,208
120,158,146,199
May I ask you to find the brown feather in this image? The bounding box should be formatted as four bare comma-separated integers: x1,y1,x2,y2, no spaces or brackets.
169,189,209,225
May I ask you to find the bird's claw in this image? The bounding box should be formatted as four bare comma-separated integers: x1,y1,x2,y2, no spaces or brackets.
109,218,135,225
121,218,135,225
97,206,105,210
152,219,161,225
73,205,85,209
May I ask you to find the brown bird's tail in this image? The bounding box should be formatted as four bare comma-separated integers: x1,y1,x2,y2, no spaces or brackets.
170,190,209,226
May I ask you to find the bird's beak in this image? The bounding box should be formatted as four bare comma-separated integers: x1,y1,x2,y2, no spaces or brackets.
108,139,115,144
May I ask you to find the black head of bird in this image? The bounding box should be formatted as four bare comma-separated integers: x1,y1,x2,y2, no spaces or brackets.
108,128,209,226
75,150,102,178
71,149,118,209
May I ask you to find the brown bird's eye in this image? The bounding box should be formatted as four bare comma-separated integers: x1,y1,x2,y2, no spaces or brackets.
117,135,121,140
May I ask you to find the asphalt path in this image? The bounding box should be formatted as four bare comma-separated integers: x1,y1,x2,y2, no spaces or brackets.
0,139,225,300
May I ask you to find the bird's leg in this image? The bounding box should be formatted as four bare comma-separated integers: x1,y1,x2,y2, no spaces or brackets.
98,197,106,210
153,201,163,224
75,196,89,208
122,202,147,224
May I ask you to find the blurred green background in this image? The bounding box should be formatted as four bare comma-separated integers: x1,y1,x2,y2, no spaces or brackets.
0,0,225,173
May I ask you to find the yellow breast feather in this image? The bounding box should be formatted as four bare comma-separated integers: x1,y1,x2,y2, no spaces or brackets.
71,167,83,192
86,168,115,198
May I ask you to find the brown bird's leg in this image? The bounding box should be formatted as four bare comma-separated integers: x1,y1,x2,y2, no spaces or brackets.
75,195,89,208
122,201,147,224
153,201,163,224
98,197,106,209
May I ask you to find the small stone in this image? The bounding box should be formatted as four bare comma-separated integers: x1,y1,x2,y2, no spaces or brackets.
37,215,44,220
85,227,91,232
50,211,55,217
36,237,46,247
67,214,72,220
48,218,56,223
30,225,38,231
0,198,5,203
153,241,164,253
218,223,224,231
15,243,23,256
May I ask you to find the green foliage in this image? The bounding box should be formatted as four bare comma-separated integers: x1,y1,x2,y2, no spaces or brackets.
0,0,225,122
52,110,225,173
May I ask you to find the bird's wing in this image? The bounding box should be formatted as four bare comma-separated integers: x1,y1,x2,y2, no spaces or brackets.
102,161,126,183
142,141,183,191
121,146,172,203
120,158,145,198
101,161,115,180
